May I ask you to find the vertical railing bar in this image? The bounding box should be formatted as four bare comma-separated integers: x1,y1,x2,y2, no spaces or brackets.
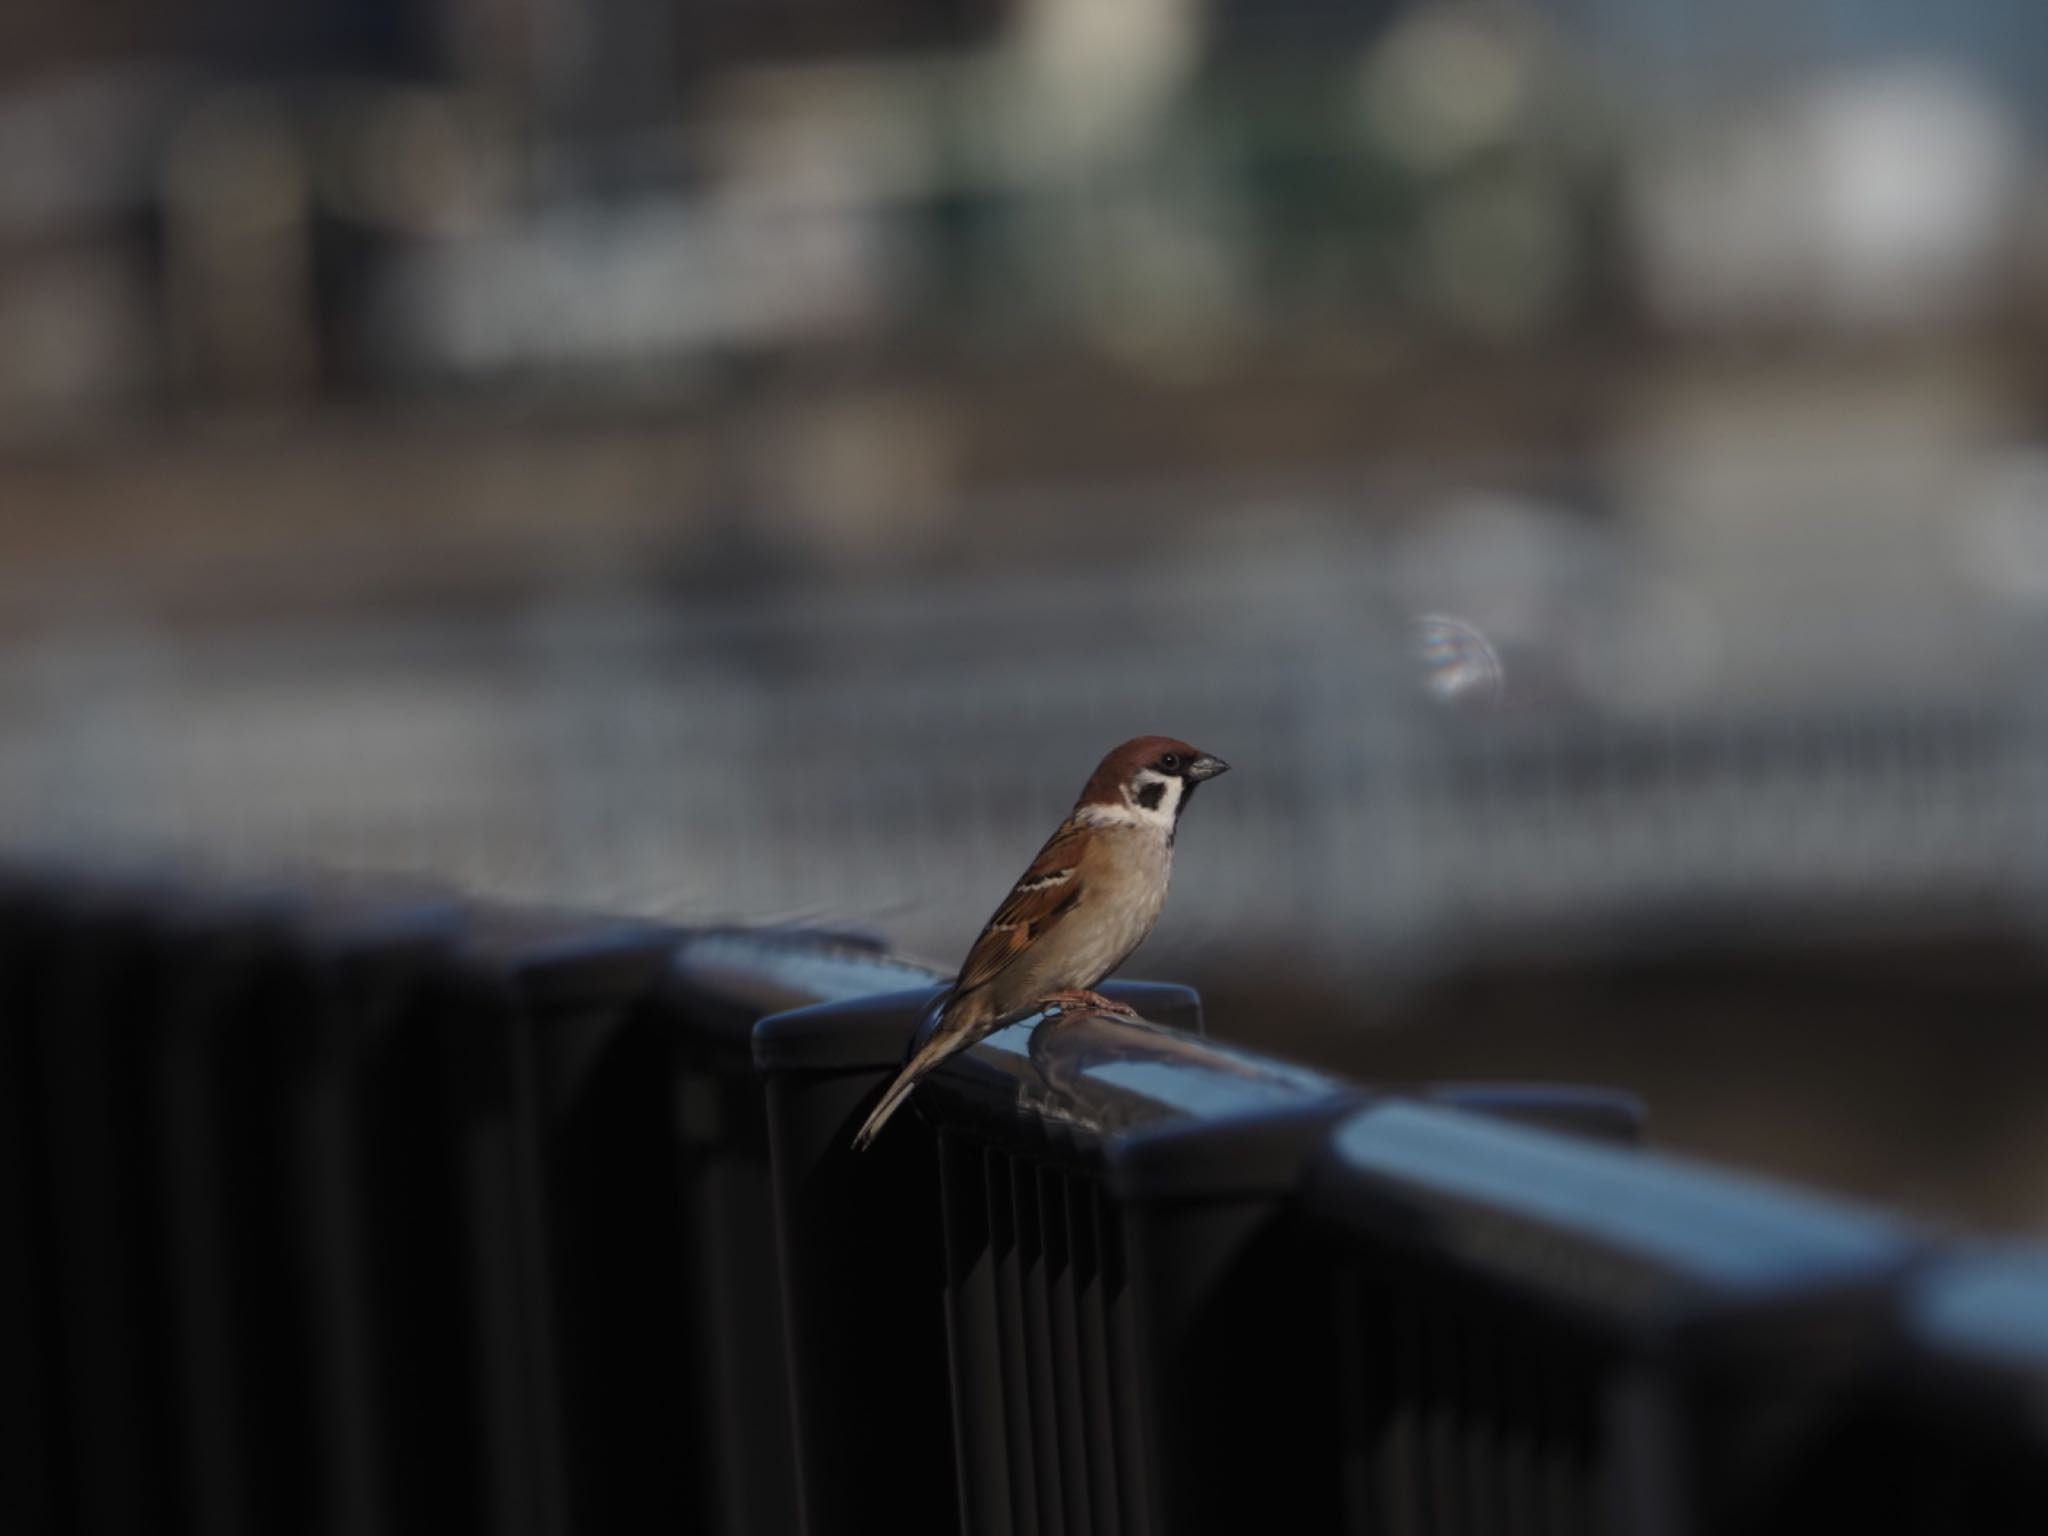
1100,1196,1151,1536
1476,1309,1499,1536
1344,1261,1399,1535
987,1147,1041,1536
1334,1260,1368,1531
1040,1165,1092,1536
1070,1175,1120,1536
441,980,555,1536
1389,1276,1426,1536
1014,1155,1067,1536
939,1131,1013,1536
1573,1353,1602,1536
1500,1313,1536,1536
155,945,250,1536
295,968,391,1536
37,902,182,1535
0,889,68,1536
1540,1337,1574,1536
1430,1291,1464,1536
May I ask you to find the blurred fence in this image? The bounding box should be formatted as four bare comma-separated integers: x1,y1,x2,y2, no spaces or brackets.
5,546,2047,984
3,862,2044,1534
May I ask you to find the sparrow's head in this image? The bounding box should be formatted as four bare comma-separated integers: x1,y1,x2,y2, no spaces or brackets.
1076,735,1231,833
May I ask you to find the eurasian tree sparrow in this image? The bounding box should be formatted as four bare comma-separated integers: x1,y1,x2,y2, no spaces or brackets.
851,735,1230,1149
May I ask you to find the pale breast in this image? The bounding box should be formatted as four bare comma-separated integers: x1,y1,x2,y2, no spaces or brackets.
986,822,1173,1013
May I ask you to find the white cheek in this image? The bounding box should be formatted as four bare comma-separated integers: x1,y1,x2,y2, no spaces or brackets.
1076,772,1187,832
1125,772,1182,829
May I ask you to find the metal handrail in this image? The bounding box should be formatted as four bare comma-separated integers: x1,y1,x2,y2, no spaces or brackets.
3,866,2045,1536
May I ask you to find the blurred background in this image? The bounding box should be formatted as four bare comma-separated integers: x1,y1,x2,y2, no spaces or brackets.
5,0,2048,1230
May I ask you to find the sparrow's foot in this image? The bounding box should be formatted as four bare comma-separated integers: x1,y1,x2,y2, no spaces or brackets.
1039,988,1140,1020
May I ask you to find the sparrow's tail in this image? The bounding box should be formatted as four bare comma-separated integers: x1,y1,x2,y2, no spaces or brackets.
850,1011,975,1151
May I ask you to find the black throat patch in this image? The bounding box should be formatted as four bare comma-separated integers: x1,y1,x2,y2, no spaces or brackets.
1134,781,1166,812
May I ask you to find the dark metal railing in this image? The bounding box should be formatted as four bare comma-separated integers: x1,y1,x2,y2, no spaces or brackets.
1305,1103,1916,1535
2,864,2044,1535
750,983,1650,1536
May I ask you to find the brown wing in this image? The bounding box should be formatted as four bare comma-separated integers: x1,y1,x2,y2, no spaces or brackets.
948,818,1089,1004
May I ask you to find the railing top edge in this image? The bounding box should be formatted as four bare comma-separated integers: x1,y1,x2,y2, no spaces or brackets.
1421,1082,1648,1147
746,971,1207,1079
914,985,1364,1175
675,926,944,991
440,904,683,1013
684,931,948,1047
1311,1101,1918,1318
1907,1246,2048,1385
0,857,472,952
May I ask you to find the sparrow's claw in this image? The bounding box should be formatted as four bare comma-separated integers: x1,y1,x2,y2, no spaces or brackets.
1039,988,1141,1021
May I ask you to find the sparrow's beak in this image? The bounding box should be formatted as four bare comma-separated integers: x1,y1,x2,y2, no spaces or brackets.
1185,754,1230,782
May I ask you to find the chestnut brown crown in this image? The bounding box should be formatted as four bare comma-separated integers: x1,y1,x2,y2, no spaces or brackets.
1075,735,1230,808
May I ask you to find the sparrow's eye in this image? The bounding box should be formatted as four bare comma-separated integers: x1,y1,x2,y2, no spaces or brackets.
1159,753,1182,771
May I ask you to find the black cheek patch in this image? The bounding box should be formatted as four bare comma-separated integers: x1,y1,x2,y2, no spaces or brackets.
1135,782,1166,812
